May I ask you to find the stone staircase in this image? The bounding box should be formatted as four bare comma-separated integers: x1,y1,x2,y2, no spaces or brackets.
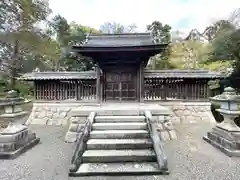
69,114,168,176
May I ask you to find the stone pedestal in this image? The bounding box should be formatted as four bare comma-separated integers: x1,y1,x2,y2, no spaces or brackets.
0,90,40,159
203,110,240,156
65,116,85,143
203,87,240,157
203,127,240,157
0,111,40,159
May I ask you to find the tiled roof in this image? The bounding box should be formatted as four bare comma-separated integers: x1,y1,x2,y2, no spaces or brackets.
19,71,96,80
80,33,158,47
19,69,225,80
144,70,225,78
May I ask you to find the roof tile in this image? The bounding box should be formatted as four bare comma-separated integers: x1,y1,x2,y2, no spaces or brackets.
19,70,225,80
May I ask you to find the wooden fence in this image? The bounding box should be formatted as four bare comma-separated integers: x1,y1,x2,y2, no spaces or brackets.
34,78,213,101
144,78,210,101
35,80,96,101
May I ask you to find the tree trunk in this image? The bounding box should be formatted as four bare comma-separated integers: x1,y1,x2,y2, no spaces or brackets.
10,40,19,89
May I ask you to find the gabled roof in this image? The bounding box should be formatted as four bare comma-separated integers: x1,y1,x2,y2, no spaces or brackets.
71,33,168,66
19,70,225,81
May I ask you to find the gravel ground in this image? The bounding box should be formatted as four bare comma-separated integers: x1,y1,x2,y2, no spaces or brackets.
1,122,240,180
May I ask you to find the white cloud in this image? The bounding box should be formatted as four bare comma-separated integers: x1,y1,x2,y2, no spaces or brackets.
49,0,240,33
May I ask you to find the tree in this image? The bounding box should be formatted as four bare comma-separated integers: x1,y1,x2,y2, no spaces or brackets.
147,21,171,44
146,21,171,69
205,14,239,67
0,0,56,88
203,20,236,42
204,9,240,89
184,19,236,42
168,40,209,69
100,21,137,34
229,8,240,28
210,28,240,75
49,15,101,71
50,14,71,46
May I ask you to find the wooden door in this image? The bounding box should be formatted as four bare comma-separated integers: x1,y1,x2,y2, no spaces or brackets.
104,71,137,101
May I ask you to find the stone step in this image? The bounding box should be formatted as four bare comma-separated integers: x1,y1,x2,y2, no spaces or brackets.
92,122,147,130
87,139,153,149
71,162,167,176
90,130,150,139
82,149,156,163
94,115,145,123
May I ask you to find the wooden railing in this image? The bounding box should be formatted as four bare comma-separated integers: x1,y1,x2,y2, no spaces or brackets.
144,78,209,101
35,80,96,101
144,110,168,172
76,80,96,101
34,78,212,101
69,112,96,173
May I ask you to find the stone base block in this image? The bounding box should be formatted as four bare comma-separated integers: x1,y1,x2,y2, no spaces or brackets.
160,131,171,141
0,137,40,159
0,127,40,159
1,124,27,135
169,130,177,140
65,132,78,143
0,129,29,143
156,118,177,141
203,130,240,157
159,130,177,141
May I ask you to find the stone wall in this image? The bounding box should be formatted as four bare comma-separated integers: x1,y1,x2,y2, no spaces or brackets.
26,102,96,126
27,102,214,126
160,102,215,124
26,101,215,143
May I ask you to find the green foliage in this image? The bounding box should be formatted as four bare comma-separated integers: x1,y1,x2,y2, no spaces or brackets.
208,80,220,90
49,15,101,71
147,21,171,44
169,40,210,69
146,21,172,69
0,0,57,88
210,29,238,62
199,60,233,73
15,81,33,97
0,78,32,97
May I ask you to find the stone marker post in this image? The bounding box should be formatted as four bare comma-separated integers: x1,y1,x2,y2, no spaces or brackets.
203,87,240,156
0,90,40,159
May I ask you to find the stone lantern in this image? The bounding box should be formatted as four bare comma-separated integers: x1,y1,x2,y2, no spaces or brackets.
0,90,40,159
203,87,240,156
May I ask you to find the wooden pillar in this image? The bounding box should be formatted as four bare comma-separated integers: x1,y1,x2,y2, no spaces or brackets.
139,61,144,102
136,64,140,102
75,80,78,100
33,81,36,100
96,63,101,103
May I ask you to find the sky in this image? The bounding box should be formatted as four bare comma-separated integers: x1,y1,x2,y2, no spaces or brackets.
49,0,240,34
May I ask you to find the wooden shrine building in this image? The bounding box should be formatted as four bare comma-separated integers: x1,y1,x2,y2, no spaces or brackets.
72,33,167,102
20,33,225,102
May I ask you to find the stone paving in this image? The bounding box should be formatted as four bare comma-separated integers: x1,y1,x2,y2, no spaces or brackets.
0,121,240,180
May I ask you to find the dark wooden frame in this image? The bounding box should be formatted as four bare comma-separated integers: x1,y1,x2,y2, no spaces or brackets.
102,66,138,102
